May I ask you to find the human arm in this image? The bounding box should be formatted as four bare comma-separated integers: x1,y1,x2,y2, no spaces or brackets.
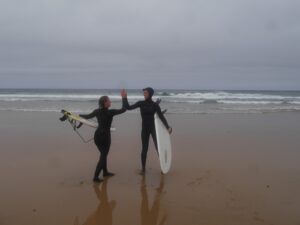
79,109,98,119
121,89,142,110
156,104,172,134
109,106,126,116
108,90,128,116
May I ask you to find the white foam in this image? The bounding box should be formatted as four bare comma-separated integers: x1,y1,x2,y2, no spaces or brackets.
1,90,300,114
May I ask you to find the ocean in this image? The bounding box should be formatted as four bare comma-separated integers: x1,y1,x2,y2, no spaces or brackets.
1,89,300,114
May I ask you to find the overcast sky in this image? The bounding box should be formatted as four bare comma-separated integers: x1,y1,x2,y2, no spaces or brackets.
0,0,300,89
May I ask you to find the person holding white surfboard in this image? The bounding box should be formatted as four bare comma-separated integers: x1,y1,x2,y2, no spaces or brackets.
122,87,172,175
80,91,127,183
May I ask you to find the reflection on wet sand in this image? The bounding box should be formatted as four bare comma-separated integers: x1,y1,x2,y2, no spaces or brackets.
140,176,167,225
80,179,116,225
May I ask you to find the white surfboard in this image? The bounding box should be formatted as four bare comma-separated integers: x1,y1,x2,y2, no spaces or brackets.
154,113,172,174
60,109,116,131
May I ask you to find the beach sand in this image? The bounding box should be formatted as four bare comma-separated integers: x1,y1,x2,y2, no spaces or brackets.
0,111,300,225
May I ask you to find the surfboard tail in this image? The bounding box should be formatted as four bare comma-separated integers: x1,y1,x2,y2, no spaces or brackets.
59,109,70,121
59,115,67,121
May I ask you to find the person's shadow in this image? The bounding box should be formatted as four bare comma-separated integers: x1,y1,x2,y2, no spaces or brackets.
75,179,116,225
140,176,167,225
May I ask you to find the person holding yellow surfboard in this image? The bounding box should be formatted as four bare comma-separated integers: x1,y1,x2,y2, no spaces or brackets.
79,90,127,182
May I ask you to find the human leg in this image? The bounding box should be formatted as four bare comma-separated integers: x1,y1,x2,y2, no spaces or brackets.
93,150,106,182
102,137,114,177
150,126,158,152
141,128,151,173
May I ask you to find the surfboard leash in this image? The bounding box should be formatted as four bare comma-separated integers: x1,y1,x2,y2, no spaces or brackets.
67,119,94,143
60,109,94,143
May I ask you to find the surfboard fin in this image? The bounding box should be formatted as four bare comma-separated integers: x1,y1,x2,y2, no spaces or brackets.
76,122,83,129
59,115,67,121
59,109,70,121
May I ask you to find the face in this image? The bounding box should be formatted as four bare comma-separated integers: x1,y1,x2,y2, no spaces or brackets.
143,90,150,100
104,97,111,108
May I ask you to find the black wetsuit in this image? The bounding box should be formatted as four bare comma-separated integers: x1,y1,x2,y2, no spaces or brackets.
80,104,126,179
123,98,170,170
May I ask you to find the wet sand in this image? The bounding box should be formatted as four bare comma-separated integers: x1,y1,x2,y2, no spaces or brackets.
0,111,300,225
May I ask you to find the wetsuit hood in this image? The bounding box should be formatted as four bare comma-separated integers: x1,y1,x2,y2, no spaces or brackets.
143,87,154,99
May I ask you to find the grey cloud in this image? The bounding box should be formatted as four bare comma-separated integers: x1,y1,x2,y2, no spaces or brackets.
0,0,300,89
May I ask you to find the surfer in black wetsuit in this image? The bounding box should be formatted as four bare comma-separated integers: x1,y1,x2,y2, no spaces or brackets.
122,87,172,175
80,91,126,182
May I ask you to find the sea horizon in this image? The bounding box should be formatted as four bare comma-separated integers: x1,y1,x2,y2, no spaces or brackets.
1,87,300,91
1,88,300,114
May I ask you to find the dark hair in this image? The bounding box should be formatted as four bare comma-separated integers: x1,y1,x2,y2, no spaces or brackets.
98,96,109,109
143,87,154,98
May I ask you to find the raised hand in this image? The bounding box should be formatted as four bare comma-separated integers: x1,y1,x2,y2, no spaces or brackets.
120,89,127,98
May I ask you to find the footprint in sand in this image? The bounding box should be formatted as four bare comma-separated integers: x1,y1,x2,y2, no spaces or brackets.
253,212,265,223
186,171,212,187
187,177,203,187
59,179,92,188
